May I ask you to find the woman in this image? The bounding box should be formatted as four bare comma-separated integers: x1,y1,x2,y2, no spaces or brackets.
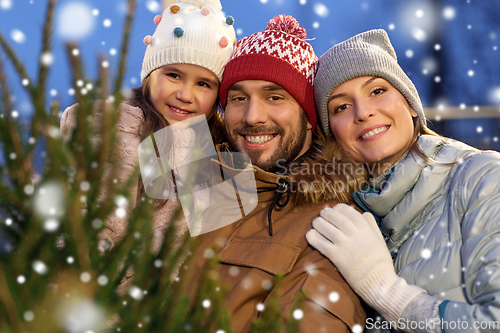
307,29,500,332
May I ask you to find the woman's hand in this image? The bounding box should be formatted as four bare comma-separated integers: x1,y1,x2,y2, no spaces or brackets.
306,203,392,291
306,203,425,323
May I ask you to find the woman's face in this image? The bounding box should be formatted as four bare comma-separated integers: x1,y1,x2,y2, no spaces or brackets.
148,64,219,124
328,76,417,177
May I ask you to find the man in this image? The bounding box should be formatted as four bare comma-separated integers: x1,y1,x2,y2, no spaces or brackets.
181,15,366,332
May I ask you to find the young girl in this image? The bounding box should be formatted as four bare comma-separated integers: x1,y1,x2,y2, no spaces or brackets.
307,29,500,332
60,0,236,253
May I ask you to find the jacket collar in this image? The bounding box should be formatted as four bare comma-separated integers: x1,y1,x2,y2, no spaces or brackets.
216,143,291,197
353,135,453,252
215,139,368,236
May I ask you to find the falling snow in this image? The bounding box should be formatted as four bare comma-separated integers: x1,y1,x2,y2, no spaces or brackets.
293,309,304,320
443,6,456,20
40,52,54,66
146,1,160,13
57,2,95,39
10,29,26,43
24,311,34,321
0,0,12,10
44,218,60,232
97,275,109,286
352,324,363,333
57,298,104,332
129,286,144,300
1,4,500,328
329,292,340,302
421,249,432,259
33,182,65,218
313,3,329,18
33,260,48,275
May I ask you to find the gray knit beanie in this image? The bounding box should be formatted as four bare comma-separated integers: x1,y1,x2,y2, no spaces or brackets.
314,29,425,136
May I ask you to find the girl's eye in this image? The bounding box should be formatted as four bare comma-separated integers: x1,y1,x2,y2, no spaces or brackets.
268,96,282,101
197,81,210,88
167,73,180,79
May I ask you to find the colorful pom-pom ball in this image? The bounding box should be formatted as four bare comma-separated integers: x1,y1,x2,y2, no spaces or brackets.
153,15,162,25
201,7,210,16
173,27,184,38
226,16,234,26
143,35,153,45
219,36,228,48
170,5,180,14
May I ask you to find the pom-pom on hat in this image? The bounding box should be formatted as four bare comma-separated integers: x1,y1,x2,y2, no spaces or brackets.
219,15,318,131
314,29,426,136
140,0,236,82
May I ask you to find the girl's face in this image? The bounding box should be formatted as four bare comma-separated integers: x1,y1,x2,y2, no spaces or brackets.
328,76,417,177
149,64,219,124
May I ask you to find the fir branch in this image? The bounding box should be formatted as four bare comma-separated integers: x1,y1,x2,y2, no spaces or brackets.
64,42,92,195
66,192,92,271
64,43,85,104
60,40,93,271
0,55,27,184
36,0,56,100
31,0,58,143
0,183,24,211
49,100,60,120
0,267,22,330
93,55,113,185
112,0,136,101
0,30,36,99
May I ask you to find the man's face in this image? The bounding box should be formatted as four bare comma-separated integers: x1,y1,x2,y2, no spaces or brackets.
224,80,312,172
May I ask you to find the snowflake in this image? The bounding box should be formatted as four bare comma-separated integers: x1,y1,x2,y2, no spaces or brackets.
329,292,339,302
293,309,303,320
129,286,144,300
80,272,91,283
10,29,26,44
33,260,48,275
421,248,431,259
313,3,329,18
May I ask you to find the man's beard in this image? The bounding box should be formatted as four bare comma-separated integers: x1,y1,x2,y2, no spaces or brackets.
225,112,309,173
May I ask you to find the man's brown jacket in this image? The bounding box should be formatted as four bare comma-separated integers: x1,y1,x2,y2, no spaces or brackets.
180,140,368,332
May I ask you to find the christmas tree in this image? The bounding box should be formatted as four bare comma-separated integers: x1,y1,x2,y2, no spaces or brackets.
0,1,301,332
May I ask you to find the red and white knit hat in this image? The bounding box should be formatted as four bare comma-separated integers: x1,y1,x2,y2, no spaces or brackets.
219,15,318,130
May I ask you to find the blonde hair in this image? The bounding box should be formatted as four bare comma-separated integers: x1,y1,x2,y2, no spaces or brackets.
407,116,441,162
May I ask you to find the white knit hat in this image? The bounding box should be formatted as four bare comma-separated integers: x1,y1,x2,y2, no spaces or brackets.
140,0,236,82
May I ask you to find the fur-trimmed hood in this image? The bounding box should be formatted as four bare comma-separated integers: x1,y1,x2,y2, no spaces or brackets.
289,135,368,205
